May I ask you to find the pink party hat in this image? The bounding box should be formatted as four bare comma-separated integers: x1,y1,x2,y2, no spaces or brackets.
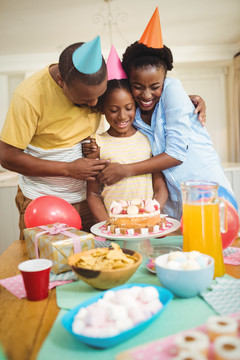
107,45,127,80
139,7,163,49
72,36,102,74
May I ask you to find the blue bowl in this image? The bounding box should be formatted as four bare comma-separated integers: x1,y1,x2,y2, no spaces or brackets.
155,253,214,298
61,283,173,348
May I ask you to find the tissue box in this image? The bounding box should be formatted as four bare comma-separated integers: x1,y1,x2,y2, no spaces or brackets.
23,223,95,274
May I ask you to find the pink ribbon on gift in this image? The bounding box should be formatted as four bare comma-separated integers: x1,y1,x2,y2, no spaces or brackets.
34,223,83,258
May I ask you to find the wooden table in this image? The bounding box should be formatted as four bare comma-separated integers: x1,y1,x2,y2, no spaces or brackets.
0,238,239,360
0,241,59,360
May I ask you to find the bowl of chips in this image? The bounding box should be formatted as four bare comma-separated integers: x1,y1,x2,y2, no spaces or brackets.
68,243,142,290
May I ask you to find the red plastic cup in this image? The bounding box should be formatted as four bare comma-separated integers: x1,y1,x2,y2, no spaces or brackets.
18,259,52,301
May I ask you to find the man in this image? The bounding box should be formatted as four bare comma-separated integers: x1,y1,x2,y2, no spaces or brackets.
0,36,109,237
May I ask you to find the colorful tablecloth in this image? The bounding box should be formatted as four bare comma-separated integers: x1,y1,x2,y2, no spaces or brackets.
37,236,240,360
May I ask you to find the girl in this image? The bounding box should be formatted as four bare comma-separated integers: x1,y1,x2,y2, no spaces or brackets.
87,76,168,222
95,10,236,220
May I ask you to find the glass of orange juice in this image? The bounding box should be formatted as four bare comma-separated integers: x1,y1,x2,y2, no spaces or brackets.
181,181,226,278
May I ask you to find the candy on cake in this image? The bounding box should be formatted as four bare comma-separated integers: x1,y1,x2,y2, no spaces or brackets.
104,198,167,235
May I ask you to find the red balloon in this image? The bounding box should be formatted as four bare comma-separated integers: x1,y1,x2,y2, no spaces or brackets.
24,196,82,229
180,199,240,250
221,200,240,249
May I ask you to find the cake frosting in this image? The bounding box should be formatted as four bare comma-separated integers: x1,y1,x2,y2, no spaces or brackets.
104,199,166,235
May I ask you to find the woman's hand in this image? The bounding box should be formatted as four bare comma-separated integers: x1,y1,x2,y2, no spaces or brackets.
97,162,127,186
189,95,206,126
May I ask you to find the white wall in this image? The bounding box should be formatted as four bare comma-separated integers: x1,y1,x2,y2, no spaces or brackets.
172,63,230,162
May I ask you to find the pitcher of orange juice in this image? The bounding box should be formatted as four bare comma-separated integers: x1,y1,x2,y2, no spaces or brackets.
181,181,226,278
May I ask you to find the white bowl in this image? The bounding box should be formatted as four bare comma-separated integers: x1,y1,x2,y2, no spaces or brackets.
155,252,214,298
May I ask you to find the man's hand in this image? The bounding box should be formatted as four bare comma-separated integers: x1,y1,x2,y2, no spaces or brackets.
0,141,109,181
189,95,206,126
67,158,109,181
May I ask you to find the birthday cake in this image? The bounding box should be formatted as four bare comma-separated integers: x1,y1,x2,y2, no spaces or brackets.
104,199,166,235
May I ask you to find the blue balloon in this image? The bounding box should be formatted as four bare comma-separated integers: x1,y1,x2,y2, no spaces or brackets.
218,185,238,212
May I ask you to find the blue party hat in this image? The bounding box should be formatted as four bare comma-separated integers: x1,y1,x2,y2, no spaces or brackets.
72,36,102,74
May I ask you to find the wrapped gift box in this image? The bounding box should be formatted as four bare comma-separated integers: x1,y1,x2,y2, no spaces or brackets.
23,223,95,274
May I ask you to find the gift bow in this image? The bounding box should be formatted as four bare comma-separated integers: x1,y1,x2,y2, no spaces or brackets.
34,223,83,258
42,223,71,235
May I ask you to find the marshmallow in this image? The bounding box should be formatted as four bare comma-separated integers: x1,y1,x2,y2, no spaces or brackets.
127,228,134,236
145,203,155,213
72,286,162,339
117,294,138,309
164,251,210,271
74,307,88,320
129,286,142,299
196,256,208,269
83,326,102,338
127,205,139,215
72,319,86,335
145,299,163,315
85,306,107,327
119,200,128,207
107,304,128,322
103,290,116,302
128,306,146,324
138,286,159,303
115,317,134,332
168,251,186,261
112,205,122,215
141,228,149,235
187,251,201,260
100,326,119,338
167,261,183,270
115,228,121,234
182,260,201,270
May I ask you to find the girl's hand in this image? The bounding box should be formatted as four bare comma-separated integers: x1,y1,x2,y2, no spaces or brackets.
82,137,98,156
97,162,126,186
189,95,206,127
